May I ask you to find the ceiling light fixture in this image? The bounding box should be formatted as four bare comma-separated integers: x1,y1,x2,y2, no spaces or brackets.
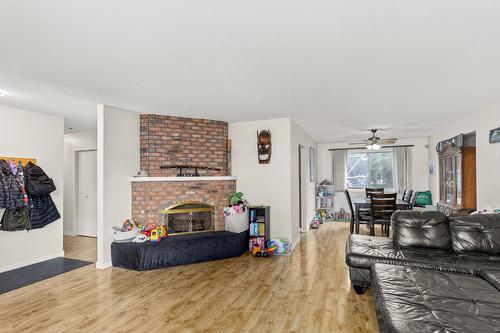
371,143,381,150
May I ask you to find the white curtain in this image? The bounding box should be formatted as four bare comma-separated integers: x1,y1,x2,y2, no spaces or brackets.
394,147,412,193
332,150,347,192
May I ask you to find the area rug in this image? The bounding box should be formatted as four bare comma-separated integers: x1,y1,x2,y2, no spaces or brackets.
0,257,92,294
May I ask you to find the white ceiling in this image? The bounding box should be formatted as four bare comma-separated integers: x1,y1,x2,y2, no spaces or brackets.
1,1,499,142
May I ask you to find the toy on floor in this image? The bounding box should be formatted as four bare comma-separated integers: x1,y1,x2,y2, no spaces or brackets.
311,219,320,229
251,242,277,257
269,239,291,254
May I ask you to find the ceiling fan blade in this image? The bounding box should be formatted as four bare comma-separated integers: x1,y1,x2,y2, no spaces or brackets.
349,142,368,145
379,139,397,144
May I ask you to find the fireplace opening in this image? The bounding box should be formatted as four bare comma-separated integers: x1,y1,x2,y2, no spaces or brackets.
162,202,215,235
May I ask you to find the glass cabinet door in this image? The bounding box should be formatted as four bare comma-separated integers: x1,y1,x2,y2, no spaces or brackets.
445,157,455,204
456,155,462,206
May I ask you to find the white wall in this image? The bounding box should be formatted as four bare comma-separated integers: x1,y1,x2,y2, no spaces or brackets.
317,137,430,212
230,118,293,243
230,118,316,248
0,104,64,272
97,105,139,268
429,104,500,209
63,131,97,235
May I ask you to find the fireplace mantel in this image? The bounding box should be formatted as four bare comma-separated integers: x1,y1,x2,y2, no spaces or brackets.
129,176,236,182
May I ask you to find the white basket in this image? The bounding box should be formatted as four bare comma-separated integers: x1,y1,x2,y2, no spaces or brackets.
224,211,249,233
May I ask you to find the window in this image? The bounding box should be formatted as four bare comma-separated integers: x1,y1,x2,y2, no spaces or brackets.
345,150,394,189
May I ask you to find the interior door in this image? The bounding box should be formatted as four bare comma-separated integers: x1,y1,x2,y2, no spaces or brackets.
77,150,97,237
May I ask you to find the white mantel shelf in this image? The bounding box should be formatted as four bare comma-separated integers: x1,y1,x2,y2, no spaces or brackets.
129,176,236,182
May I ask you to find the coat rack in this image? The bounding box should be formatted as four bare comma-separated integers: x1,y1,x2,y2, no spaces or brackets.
0,156,37,166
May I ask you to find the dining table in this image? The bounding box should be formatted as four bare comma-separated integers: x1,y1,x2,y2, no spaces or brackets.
353,197,411,234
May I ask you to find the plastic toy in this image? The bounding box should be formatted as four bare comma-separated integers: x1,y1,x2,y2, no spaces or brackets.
266,242,278,255
141,224,158,237
251,244,276,257
269,239,291,254
150,229,161,244
157,225,167,238
132,234,149,243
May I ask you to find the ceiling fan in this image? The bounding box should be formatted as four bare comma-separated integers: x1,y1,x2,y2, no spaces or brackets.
349,129,397,150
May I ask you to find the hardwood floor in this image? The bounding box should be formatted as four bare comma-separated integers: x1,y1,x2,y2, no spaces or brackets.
0,223,378,332
64,235,97,262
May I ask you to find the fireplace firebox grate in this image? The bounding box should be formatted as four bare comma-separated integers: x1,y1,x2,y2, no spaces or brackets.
162,202,215,235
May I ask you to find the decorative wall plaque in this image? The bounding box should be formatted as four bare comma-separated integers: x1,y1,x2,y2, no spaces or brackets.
490,127,500,144
257,130,272,164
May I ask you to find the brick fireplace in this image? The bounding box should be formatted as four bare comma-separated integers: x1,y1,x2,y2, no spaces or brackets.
131,178,236,230
131,114,235,232
140,114,229,177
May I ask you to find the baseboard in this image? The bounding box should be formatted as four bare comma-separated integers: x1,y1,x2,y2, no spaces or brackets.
63,231,77,236
95,261,112,270
0,251,65,273
290,237,301,252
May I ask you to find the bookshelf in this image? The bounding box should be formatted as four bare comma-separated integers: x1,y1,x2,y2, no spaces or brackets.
316,184,335,221
248,206,270,252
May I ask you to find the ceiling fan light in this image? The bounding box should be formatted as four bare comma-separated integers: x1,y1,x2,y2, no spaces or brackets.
366,144,373,150
371,143,381,150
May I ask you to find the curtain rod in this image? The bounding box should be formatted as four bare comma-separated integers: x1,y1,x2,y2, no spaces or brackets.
328,144,414,151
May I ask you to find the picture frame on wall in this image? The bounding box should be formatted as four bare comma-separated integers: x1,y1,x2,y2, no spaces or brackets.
309,147,316,182
489,127,500,144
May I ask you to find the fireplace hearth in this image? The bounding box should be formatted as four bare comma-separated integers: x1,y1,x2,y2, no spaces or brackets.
163,202,215,235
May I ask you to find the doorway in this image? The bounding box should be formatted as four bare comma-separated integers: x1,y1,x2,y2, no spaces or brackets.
298,145,307,230
76,150,97,237
64,149,97,263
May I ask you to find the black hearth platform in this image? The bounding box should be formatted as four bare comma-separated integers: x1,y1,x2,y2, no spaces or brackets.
111,230,248,271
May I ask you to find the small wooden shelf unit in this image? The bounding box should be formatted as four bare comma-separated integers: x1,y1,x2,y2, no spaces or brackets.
248,206,270,252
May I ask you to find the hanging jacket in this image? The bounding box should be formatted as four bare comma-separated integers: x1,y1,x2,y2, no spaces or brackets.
29,195,60,229
0,160,24,209
24,162,56,196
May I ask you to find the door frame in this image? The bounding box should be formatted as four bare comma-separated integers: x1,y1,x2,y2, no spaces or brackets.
74,148,97,237
298,144,307,231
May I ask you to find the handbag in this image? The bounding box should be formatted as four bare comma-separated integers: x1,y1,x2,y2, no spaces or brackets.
1,207,31,231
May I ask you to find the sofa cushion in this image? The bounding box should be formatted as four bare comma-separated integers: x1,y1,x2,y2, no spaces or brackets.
450,214,500,254
346,234,500,273
391,211,451,249
478,270,500,292
371,263,500,333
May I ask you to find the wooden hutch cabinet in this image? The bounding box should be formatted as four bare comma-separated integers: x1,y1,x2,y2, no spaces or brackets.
437,145,476,216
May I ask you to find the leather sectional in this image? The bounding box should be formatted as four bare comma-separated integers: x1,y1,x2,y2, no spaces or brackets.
345,211,500,333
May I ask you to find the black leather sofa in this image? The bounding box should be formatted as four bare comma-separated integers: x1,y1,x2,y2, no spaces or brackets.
345,211,500,333
372,263,500,333
345,211,500,294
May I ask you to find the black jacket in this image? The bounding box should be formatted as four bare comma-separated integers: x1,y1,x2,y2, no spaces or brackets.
29,195,60,229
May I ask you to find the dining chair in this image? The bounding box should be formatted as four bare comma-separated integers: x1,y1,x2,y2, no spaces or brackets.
409,191,418,210
401,188,408,201
365,187,384,198
404,190,413,204
370,193,397,237
345,189,371,234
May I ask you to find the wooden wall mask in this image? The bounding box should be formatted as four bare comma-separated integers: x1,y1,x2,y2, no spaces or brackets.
257,130,272,164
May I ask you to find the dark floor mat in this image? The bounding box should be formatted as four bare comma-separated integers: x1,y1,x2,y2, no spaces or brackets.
0,257,92,294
